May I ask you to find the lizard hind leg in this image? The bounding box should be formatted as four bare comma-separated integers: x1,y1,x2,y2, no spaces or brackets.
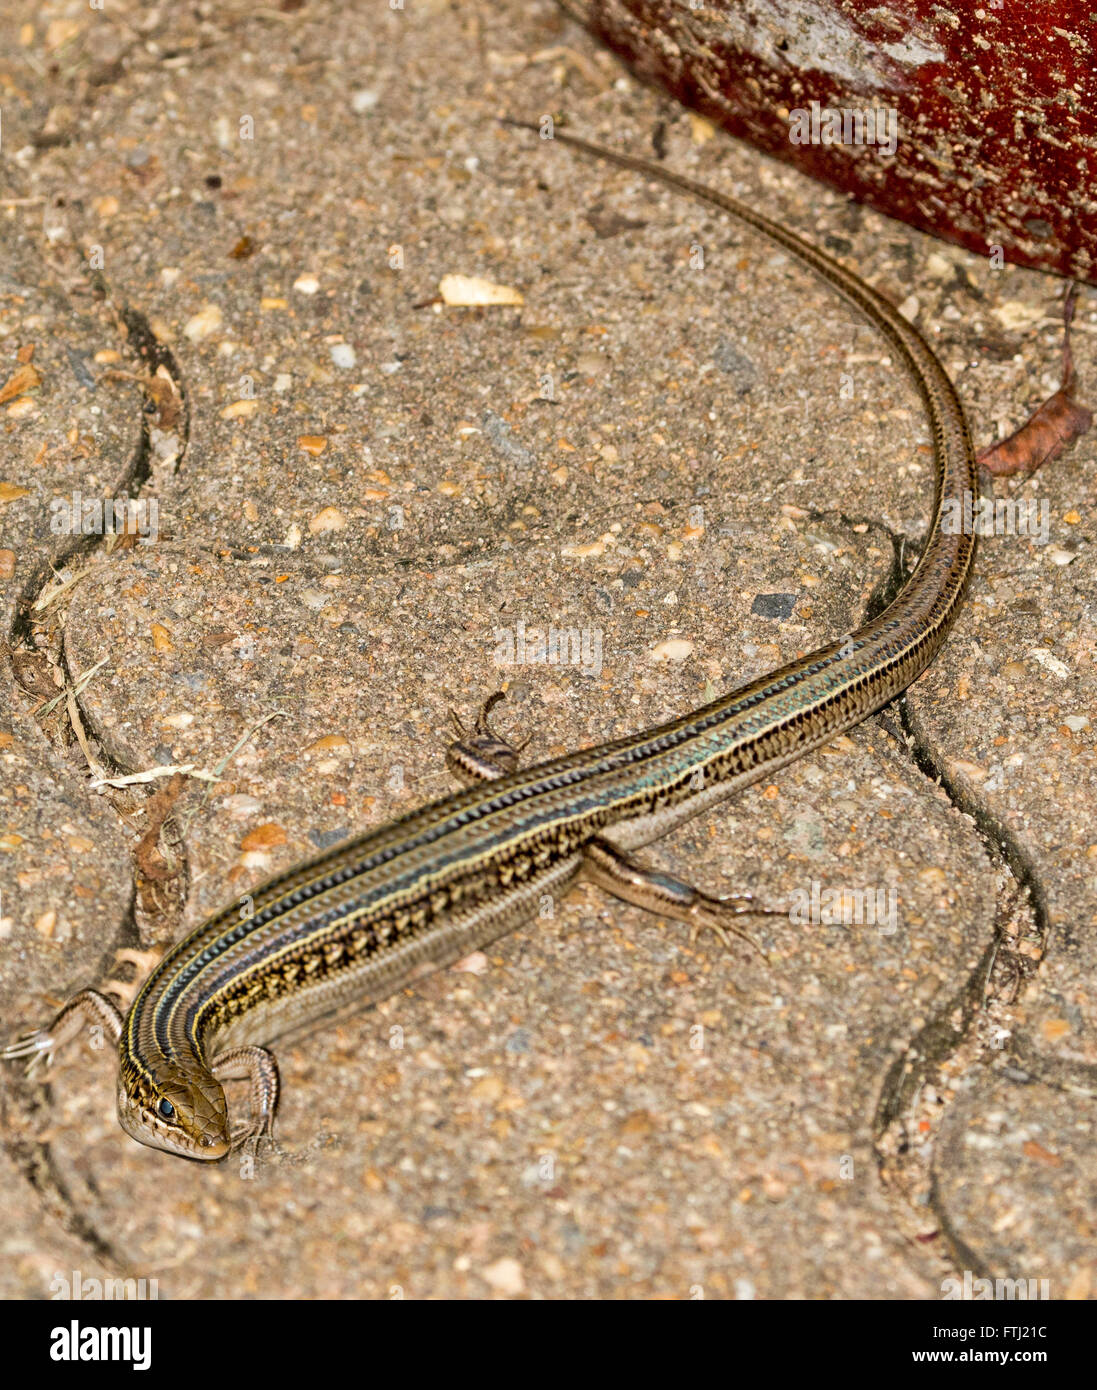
583,838,780,963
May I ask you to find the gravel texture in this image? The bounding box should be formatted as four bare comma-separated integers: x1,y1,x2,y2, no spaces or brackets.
0,0,1093,1300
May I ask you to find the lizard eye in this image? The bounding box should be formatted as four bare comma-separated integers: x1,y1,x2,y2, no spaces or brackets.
158,1098,175,1120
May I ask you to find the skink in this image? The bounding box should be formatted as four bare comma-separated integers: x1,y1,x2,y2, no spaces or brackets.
4,126,977,1159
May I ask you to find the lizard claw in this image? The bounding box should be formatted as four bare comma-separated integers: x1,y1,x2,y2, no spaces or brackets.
1,1029,58,1076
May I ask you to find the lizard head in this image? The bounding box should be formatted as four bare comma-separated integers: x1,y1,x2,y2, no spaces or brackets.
117,1057,231,1160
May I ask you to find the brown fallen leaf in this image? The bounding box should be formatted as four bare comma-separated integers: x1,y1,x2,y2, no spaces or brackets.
978,282,1093,477
241,822,288,851
135,771,186,883
0,362,42,404
1022,1139,1063,1168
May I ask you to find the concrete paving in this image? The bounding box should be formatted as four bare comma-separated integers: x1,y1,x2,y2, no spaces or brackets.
0,0,1093,1298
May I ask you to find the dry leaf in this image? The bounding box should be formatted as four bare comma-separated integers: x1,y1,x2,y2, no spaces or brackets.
979,283,1093,477
135,772,186,883
1022,1139,1062,1167
241,823,288,850
0,363,42,404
